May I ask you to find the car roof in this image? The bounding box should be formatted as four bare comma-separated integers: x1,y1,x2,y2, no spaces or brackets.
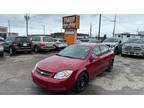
76,42,102,47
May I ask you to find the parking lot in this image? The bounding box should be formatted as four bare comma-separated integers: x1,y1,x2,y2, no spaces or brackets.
0,52,144,95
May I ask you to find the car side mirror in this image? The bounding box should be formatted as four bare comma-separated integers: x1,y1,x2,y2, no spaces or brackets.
90,54,96,62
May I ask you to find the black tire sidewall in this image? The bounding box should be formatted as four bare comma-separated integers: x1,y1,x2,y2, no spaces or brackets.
74,72,89,92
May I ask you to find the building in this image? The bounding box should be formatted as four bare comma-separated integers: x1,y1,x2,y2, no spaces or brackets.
0,26,8,39
8,32,19,37
50,32,89,39
114,32,144,42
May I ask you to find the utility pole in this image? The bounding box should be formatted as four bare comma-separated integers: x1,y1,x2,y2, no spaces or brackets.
8,20,11,36
43,25,45,35
113,14,117,37
98,14,102,40
24,14,30,37
89,23,92,37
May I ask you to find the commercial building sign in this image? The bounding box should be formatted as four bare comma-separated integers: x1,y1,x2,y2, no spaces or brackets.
63,15,80,29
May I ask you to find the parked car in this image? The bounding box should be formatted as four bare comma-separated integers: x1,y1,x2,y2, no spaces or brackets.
53,38,67,50
32,43,115,92
31,36,55,53
121,38,144,57
0,38,4,56
88,38,101,43
4,36,32,55
102,37,122,54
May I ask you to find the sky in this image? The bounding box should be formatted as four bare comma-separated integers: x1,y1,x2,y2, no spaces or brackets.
0,14,144,37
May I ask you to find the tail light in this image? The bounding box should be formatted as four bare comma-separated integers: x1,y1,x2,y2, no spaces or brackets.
12,43,18,48
39,42,46,48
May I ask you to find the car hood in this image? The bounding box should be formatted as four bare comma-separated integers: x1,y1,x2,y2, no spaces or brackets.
37,55,85,73
102,42,118,46
124,43,144,47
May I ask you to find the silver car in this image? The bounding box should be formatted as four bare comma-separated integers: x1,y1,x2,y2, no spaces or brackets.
121,38,144,57
0,38,4,56
31,36,56,53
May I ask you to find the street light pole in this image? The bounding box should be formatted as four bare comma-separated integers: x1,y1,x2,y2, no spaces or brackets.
24,14,30,37
113,14,117,37
43,25,45,35
98,14,102,40
89,23,92,37
8,20,11,36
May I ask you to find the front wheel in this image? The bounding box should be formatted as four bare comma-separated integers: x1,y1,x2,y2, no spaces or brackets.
74,72,89,92
9,47,15,56
34,46,40,53
107,60,114,72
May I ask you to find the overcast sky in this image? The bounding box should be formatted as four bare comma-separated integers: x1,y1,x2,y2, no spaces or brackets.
0,14,144,37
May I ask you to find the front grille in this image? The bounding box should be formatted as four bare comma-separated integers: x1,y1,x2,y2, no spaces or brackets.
36,67,53,77
125,46,132,51
133,47,141,51
106,44,110,47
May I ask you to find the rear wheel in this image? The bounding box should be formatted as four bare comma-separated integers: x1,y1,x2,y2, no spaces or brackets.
34,46,40,53
107,60,114,72
0,52,4,57
74,72,89,92
9,47,15,56
114,47,119,55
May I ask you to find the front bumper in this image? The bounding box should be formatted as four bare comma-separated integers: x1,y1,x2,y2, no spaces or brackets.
122,50,144,57
32,70,75,92
0,45,4,52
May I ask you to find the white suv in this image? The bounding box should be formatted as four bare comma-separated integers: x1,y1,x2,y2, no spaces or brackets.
31,36,55,53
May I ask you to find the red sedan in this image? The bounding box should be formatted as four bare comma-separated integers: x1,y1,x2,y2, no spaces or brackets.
32,43,115,92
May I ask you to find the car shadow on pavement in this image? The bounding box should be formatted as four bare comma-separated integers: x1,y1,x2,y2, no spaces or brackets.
122,55,144,59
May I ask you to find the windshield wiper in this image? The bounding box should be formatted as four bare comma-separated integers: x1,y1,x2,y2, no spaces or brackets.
56,54,81,59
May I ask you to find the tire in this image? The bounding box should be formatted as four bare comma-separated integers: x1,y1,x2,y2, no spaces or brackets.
74,72,89,92
121,52,126,57
0,52,4,57
9,47,15,56
107,60,114,72
34,46,40,53
114,47,119,55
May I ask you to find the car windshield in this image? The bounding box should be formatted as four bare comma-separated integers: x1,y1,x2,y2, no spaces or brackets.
15,37,29,42
43,37,53,42
104,38,119,42
127,39,144,44
57,45,90,60
89,39,100,43
59,39,66,43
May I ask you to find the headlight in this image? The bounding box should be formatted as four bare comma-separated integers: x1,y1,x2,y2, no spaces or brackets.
34,64,38,70
110,45,115,48
54,70,73,79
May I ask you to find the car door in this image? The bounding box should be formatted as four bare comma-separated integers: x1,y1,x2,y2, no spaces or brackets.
87,46,103,78
4,37,13,51
99,45,111,72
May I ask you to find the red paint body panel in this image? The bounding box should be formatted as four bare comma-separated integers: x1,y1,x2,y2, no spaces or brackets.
32,43,115,92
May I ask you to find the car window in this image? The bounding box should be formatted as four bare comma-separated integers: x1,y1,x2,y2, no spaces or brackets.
43,37,53,42
32,37,41,42
93,46,101,56
100,45,110,54
6,37,15,42
15,37,29,42
58,45,90,60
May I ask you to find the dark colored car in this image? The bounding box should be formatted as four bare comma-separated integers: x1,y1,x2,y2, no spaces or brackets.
32,43,115,92
4,36,32,55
